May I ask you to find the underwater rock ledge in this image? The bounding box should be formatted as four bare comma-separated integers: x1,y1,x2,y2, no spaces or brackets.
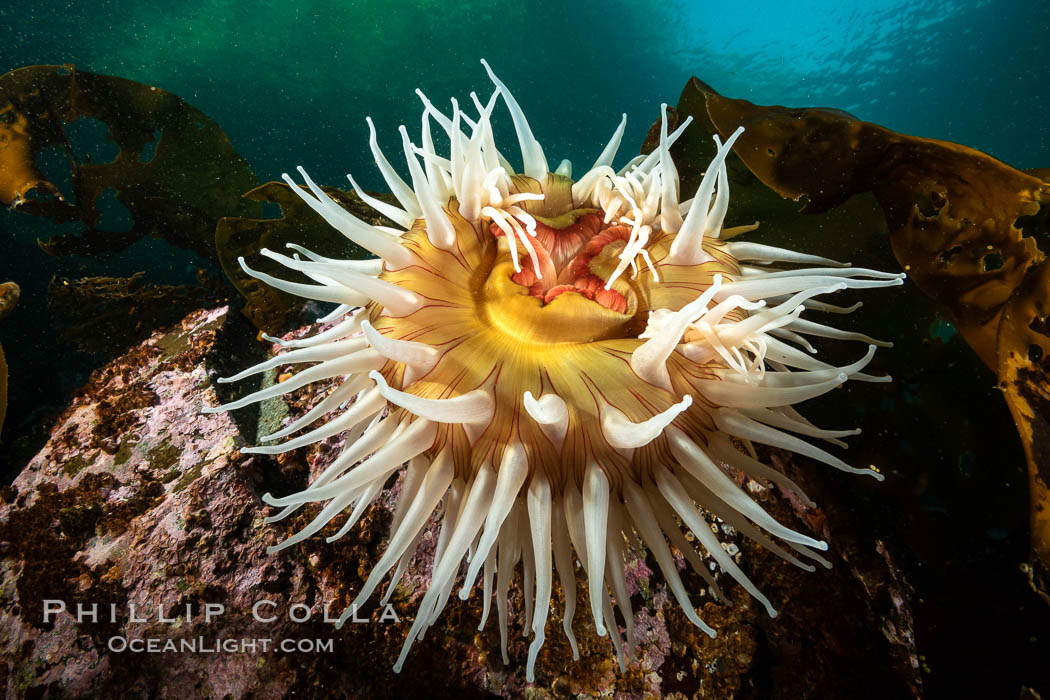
0,306,919,698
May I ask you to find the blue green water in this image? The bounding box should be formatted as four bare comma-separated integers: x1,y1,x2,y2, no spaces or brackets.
2,0,1046,196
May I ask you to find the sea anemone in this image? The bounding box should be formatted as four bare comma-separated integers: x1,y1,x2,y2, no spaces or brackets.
205,60,903,680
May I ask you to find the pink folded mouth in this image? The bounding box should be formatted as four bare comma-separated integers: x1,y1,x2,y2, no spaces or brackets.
494,211,630,314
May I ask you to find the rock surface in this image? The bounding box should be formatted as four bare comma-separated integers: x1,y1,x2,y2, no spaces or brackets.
0,306,921,698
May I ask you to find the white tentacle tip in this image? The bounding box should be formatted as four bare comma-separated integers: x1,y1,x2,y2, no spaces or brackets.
370,370,493,425
602,395,693,449
522,391,567,425
523,390,570,448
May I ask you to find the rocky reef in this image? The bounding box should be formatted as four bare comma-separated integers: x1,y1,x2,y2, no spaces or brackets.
0,306,920,698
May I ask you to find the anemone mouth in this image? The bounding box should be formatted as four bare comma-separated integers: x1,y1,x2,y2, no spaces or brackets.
482,258,636,344
211,59,906,681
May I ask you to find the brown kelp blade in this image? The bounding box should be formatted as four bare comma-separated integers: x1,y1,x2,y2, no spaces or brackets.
998,260,1050,603
0,64,259,259
656,77,1050,602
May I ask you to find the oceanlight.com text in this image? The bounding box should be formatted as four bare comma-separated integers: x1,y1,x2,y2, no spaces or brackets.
107,637,335,654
